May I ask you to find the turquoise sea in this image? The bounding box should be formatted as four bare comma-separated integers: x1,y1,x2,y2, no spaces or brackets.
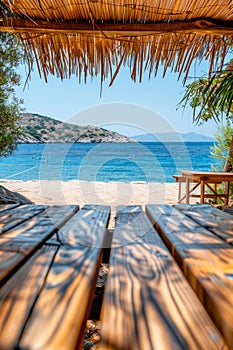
0,142,217,183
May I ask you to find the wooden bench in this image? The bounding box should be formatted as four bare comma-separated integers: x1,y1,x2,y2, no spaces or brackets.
173,175,222,204
99,206,226,349
174,203,233,244
0,203,232,349
176,171,233,205
146,204,233,348
0,204,110,350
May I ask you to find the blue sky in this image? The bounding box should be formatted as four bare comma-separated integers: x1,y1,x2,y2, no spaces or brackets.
16,60,221,138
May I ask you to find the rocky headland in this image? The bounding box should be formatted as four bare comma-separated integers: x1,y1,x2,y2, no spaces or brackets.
18,113,136,143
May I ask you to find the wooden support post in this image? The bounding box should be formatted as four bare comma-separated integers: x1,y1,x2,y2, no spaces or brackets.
214,183,217,203
186,178,190,204
200,181,205,204
224,181,230,206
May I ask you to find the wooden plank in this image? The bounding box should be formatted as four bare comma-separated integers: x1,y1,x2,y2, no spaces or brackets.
0,205,79,241
178,171,233,182
174,204,233,244
0,204,46,235
2,17,233,35
19,205,110,350
99,205,226,350
173,175,221,184
0,206,79,284
58,204,110,248
0,245,57,349
0,240,44,285
0,204,20,213
225,206,233,215
0,248,25,285
146,204,233,349
225,181,230,206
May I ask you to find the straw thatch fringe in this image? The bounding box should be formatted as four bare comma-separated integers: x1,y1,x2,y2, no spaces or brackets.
16,32,230,84
1,0,233,83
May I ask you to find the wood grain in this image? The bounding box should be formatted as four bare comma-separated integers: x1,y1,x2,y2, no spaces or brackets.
2,17,233,35
0,205,79,285
0,204,46,235
0,204,20,213
178,171,233,182
19,205,110,350
100,205,227,350
58,204,110,248
174,204,233,244
146,204,233,349
0,246,57,349
0,248,25,285
0,205,79,241
178,171,233,204
0,240,46,285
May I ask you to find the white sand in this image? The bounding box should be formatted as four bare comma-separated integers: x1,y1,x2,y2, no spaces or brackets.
1,180,179,208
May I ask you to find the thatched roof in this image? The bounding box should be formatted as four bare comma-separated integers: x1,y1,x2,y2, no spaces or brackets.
1,1,233,84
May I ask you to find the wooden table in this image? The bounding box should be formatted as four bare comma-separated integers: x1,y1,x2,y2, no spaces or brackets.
1,203,233,349
177,170,233,205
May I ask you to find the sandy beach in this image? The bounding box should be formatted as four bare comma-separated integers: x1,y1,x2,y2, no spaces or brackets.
1,180,179,229
1,180,179,208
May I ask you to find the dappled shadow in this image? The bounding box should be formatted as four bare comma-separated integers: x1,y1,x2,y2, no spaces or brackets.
146,204,233,349
100,205,226,349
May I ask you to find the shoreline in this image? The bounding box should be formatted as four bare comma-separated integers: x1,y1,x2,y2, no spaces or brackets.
0,180,179,207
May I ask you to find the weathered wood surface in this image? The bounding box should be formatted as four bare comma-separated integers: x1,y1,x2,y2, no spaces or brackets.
146,204,233,349
100,205,226,350
58,204,110,248
0,205,79,285
1,203,232,349
19,205,110,350
0,239,58,286
2,17,233,35
0,205,79,240
178,171,233,204
0,204,20,213
174,204,233,244
0,204,46,235
178,171,233,182
0,246,57,349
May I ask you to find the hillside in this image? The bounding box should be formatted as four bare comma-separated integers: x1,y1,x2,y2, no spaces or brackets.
19,113,135,143
132,132,215,142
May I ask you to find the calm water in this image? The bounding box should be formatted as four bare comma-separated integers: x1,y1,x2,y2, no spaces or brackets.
0,142,216,183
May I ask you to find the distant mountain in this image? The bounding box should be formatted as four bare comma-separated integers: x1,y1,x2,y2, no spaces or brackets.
18,113,135,143
131,132,215,142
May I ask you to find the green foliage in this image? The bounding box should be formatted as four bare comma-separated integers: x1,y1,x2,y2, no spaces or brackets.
50,126,55,132
26,128,40,139
179,63,233,200
0,32,24,157
211,125,233,171
210,125,233,198
179,61,233,125
65,133,74,139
